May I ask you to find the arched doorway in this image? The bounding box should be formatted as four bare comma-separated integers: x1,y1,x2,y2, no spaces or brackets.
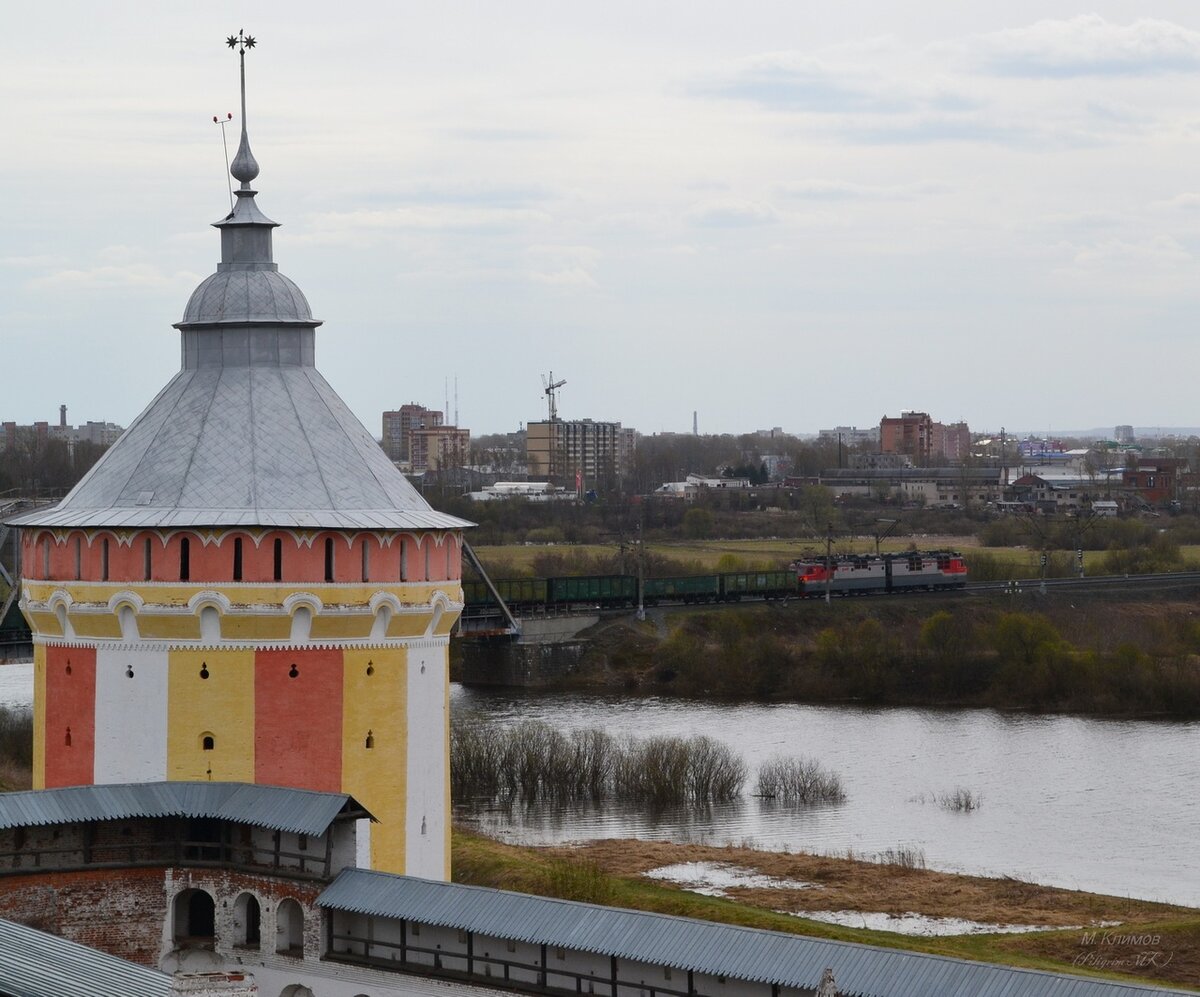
276,898,304,955
234,892,261,948
172,888,215,945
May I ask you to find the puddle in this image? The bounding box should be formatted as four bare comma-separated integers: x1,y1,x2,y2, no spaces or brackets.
783,910,1121,937
643,861,816,897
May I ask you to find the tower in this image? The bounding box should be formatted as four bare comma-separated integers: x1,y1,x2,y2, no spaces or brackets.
7,33,472,879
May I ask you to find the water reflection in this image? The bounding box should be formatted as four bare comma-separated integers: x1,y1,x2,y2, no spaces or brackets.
452,684,1200,908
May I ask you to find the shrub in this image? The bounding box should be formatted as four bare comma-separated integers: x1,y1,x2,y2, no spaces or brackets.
756,755,846,804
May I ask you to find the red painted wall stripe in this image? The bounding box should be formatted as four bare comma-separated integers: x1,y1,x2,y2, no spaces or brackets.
44,645,95,787
253,648,343,792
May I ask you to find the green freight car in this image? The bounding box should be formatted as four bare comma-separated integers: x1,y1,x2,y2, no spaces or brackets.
547,574,638,607
642,574,721,605
719,571,797,601
461,577,548,609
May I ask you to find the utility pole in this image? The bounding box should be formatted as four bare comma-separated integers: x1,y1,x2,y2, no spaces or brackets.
825,522,833,605
636,508,645,622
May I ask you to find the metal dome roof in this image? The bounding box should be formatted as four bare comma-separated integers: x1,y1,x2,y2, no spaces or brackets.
182,268,313,325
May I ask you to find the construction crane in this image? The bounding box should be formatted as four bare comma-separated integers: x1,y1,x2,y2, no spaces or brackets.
541,371,566,422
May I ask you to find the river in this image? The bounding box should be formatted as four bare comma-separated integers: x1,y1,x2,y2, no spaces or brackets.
1,663,1194,907
452,684,1200,908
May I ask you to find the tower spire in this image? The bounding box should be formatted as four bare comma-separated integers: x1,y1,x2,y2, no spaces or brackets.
226,29,259,188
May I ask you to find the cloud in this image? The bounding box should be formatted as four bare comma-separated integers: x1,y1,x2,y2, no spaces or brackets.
0,254,68,268
528,267,598,288
300,205,552,243
684,198,778,228
778,180,948,201
970,15,1200,78
693,54,907,113
525,244,600,289
29,264,199,291
1052,235,1200,294
1149,192,1200,212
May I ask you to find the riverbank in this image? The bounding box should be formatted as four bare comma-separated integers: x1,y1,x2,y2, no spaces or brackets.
484,591,1200,716
452,829,1200,991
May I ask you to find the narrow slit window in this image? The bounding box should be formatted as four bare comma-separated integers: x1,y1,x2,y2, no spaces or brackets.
101,539,109,581
74,537,82,581
400,539,408,582
324,537,335,582
273,538,283,581
180,537,190,581
424,542,430,581
42,538,50,578
233,537,243,581
445,539,451,580
361,540,370,582
143,538,152,581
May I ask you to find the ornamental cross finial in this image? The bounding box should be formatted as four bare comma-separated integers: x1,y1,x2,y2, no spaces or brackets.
225,29,260,188
226,29,256,55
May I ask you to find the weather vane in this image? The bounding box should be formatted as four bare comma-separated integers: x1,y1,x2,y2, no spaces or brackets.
223,29,260,191
226,29,256,54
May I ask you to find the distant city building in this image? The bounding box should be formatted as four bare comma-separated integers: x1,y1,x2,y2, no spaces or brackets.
760,454,792,480
465,480,574,502
381,403,442,462
1,407,123,453
1115,424,1135,445
1018,437,1066,459
880,411,934,463
879,413,970,464
932,421,971,463
818,425,879,446
410,424,469,472
527,418,634,489
850,452,911,470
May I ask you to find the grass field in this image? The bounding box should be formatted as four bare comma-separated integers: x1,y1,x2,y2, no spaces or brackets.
469,537,1200,580
452,828,1200,991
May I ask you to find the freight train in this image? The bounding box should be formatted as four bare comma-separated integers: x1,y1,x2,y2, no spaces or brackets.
462,551,968,613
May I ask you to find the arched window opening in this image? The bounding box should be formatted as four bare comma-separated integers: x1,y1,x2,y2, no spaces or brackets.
273,538,283,581
41,537,50,578
201,734,215,751
324,537,335,583
233,537,243,581
180,537,190,581
101,538,109,581
143,538,152,581
233,893,261,948
173,888,216,944
445,538,452,580
200,605,220,643
118,604,138,641
276,898,304,955
361,540,370,582
424,541,430,581
74,537,82,581
364,730,374,749
400,539,408,582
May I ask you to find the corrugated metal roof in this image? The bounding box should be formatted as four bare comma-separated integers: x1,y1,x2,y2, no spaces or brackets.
0,916,170,997
318,870,1195,997
0,782,370,836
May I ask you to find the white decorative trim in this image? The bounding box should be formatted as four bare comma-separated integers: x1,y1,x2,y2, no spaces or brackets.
187,590,233,615
281,592,323,615
106,590,146,614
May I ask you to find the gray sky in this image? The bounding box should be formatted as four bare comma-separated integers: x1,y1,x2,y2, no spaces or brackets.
5,2,1200,438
